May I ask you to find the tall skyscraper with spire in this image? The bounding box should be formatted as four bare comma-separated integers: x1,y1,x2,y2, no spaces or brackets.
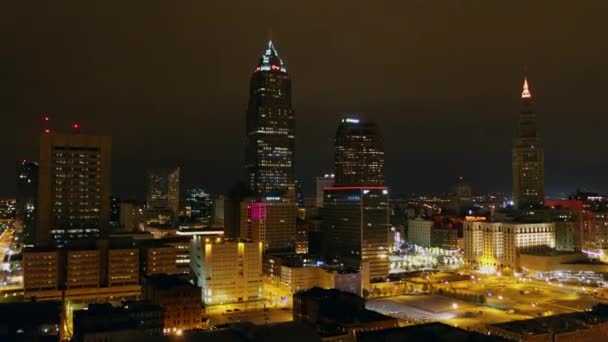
245,41,295,198
513,77,544,209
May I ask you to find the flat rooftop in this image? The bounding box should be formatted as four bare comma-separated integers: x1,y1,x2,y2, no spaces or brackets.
491,304,608,335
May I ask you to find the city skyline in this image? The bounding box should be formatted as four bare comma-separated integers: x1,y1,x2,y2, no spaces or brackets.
4,3,608,340
4,2,608,198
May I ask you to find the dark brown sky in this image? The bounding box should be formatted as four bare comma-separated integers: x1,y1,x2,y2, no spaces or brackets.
2,1,608,198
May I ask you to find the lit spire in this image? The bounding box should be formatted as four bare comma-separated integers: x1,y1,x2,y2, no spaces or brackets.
255,40,286,73
521,76,532,99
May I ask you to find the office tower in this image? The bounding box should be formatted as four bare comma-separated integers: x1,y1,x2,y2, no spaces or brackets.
183,187,211,223
513,77,544,209
109,196,120,228
37,132,112,247
323,117,390,286
245,41,295,197
323,187,390,283
16,160,38,246
315,174,335,208
334,117,384,187
146,167,180,218
224,181,252,239
210,194,225,226
190,238,263,305
240,198,297,252
119,200,145,231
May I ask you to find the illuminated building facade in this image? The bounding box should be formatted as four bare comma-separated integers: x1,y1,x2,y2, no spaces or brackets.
323,187,390,283
16,160,38,246
146,167,180,221
463,220,555,269
143,246,178,276
513,77,544,209
334,117,384,187
245,41,295,197
240,198,297,252
323,117,389,285
407,218,433,248
23,244,141,302
190,238,263,305
37,133,112,247
183,187,211,223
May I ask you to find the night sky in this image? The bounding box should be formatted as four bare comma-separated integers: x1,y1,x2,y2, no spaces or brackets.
2,1,607,198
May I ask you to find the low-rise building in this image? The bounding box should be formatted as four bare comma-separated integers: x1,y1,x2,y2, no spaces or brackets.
358,322,504,342
190,237,263,305
144,274,204,332
0,301,62,341
463,220,555,269
23,242,141,303
488,304,608,341
72,302,163,342
293,287,398,340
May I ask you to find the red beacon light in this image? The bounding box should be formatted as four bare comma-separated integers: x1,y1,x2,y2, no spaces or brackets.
44,128,51,134
72,123,80,129
43,115,50,122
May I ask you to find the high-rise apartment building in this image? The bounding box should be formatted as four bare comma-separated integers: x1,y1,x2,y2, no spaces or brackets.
146,167,180,217
513,77,544,209
245,41,295,197
16,160,38,246
37,133,111,247
334,117,384,187
190,238,263,305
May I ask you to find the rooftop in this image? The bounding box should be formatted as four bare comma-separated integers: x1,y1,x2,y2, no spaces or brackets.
145,274,198,289
491,304,608,335
357,322,507,342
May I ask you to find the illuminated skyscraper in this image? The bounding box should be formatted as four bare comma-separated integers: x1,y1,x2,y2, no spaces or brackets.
146,167,180,218
245,41,295,197
183,187,211,223
323,118,390,287
16,160,38,246
37,132,112,246
334,117,384,187
513,77,544,209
